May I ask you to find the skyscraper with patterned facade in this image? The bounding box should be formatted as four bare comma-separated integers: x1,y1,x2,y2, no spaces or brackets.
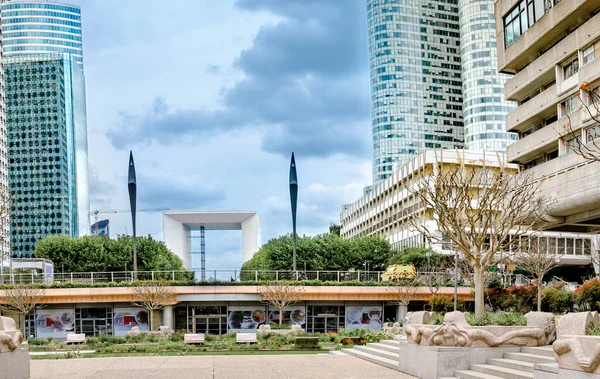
1,0,89,257
366,0,516,183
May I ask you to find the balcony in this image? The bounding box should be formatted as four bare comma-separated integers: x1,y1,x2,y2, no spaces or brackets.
496,0,600,74
506,84,557,132
507,120,560,163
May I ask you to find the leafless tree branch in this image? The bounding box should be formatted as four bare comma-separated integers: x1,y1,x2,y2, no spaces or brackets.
258,282,304,326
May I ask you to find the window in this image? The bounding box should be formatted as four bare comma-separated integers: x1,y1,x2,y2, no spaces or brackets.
563,57,579,79
586,124,600,142
504,0,554,47
560,95,579,116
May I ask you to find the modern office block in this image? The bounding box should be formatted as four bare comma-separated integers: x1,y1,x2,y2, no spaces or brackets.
5,53,88,257
458,0,516,150
495,0,600,232
366,0,465,183
0,13,9,258
1,0,83,68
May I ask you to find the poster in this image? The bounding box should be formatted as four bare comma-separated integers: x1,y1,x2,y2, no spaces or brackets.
36,309,75,340
227,306,265,332
345,306,382,331
268,306,306,327
113,307,149,336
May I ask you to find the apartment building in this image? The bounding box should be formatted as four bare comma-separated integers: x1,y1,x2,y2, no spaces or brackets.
494,0,600,233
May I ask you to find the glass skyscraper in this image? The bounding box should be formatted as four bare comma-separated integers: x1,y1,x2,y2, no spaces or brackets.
1,1,83,68
458,0,516,150
367,0,465,183
1,0,88,258
366,0,517,183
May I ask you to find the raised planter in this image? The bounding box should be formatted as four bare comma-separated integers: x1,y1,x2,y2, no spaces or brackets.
0,316,30,379
553,335,600,374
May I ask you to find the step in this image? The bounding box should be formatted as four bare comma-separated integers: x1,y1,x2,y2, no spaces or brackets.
345,348,400,371
379,339,400,347
455,370,504,379
503,352,556,364
354,345,399,360
471,363,533,379
367,342,399,354
328,350,346,356
487,358,534,373
520,346,555,358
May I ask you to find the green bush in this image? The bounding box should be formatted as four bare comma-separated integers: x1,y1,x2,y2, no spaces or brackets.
429,295,453,313
27,338,51,345
338,328,394,343
464,312,526,326
429,313,444,325
575,278,600,311
542,284,575,313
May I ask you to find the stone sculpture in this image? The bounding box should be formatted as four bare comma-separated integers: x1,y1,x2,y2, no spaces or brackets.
404,311,554,347
554,336,600,373
0,316,23,354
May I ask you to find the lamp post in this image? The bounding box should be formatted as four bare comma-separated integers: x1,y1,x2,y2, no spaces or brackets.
127,151,137,280
289,152,298,273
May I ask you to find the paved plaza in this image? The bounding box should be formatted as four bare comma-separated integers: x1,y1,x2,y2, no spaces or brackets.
30,354,417,379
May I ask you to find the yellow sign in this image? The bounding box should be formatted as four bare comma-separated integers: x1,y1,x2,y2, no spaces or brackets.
381,264,416,281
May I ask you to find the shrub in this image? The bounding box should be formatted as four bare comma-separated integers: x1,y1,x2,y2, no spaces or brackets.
429,295,453,313
27,338,51,345
464,312,526,326
542,284,575,313
429,313,444,325
338,328,394,343
575,278,600,311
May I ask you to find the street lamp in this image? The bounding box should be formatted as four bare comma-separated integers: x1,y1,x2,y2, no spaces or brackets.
454,250,459,311
127,151,137,280
289,152,298,273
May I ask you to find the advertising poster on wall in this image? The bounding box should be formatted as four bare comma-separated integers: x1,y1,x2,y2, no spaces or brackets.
113,307,149,336
227,306,265,333
36,309,75,340
345,306,383,331
268,305,306,327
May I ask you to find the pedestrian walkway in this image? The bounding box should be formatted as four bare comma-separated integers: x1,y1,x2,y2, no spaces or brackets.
30,354,418,379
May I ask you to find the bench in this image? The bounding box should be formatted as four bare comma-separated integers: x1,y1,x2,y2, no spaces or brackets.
236,333,257,344
183,333,205,345
65,333,86,344
341,336,364,346
295,336,319,346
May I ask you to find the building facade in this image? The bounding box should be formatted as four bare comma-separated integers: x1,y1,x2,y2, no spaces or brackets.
458,0,516,150
90,219,109,237
366,0,465,183
5,53,88,257
1,0,83,68
494,0,600,233
340,149,594,267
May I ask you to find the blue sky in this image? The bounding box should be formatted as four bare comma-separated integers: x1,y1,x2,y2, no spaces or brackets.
73,0,371,270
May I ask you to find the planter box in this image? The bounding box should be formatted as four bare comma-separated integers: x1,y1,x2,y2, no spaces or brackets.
553,335,600,374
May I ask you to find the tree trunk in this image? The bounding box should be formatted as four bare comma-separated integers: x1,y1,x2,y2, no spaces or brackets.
537,281,542,312
148,308,153,331
279,307,284,326
473,266,485,317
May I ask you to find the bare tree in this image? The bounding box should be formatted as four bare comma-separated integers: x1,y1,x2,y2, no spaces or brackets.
0,285,44,333
258,282,304,326
386,278,422,307
557,83,600,161
513,235,561,312
131,282,176,331
408,150,550,317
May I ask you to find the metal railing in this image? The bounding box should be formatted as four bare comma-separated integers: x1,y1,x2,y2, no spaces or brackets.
0,269,455,285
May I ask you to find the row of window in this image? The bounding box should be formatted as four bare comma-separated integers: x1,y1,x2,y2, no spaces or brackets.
2,23,80,34
4,38,82,48
503,0,559,47
2,3,80,14
2,17,80,27
2,10,80,20
4,31,82,41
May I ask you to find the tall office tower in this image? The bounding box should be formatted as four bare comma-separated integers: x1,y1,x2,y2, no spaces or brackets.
495,0,600,233
458,0,516,151
1,1,83,68
1,0,88,257
366,0,465,183
0,12,9,259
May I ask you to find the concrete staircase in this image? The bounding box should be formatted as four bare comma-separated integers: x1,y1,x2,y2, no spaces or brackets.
449,346,556,379
333,339,401,371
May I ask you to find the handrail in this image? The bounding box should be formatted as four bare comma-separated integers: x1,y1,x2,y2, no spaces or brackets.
0,269,452,285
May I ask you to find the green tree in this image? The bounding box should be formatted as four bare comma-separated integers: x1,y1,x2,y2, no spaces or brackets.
241,233,393,272
34,235,184,272
328,223,341,236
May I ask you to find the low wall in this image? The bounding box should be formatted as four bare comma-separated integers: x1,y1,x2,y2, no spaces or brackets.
0,349,30,379
398,342,520,379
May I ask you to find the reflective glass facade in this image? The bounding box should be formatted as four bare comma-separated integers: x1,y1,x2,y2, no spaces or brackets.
367,0,465,183
5,53,88,257
0,17,9,257
458,0,516,150
1,1,83,68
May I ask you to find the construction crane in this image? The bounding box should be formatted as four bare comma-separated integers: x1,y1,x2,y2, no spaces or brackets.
91,208,169,236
